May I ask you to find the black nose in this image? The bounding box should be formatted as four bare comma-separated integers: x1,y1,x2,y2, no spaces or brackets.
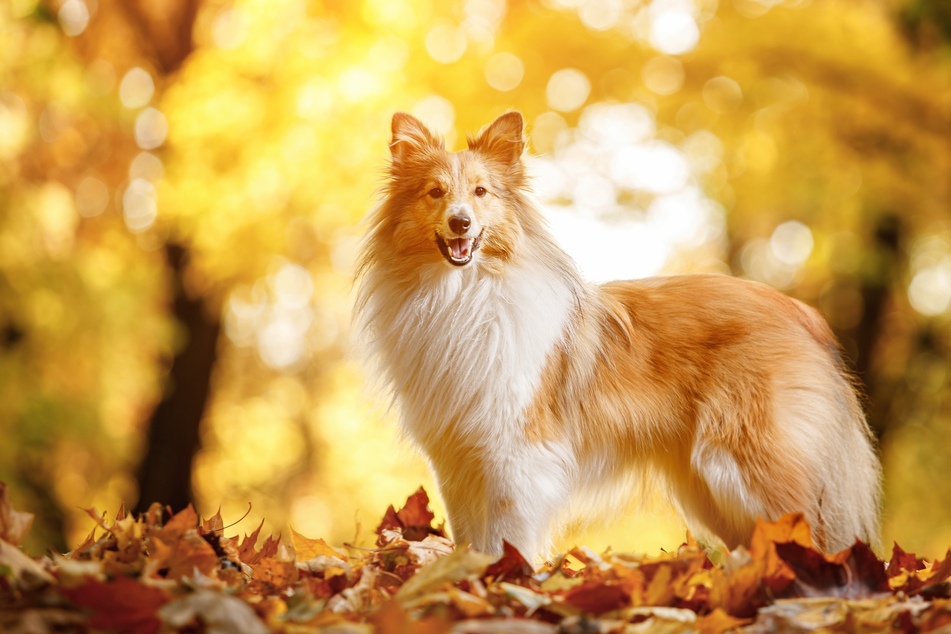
449,214,471,234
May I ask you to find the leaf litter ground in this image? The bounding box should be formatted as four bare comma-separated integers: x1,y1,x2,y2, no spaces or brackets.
2,483,951,633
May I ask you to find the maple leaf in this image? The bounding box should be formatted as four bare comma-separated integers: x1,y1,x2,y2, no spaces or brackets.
888,543,926,578
895,549,951,598
482,540,534,584
376,487,447,546
162,530,220,581
0,483,33,547
60,574,168,634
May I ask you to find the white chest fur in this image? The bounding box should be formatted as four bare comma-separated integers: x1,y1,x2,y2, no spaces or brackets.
363,258,576,449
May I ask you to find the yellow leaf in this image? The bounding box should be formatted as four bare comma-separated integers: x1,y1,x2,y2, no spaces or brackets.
289,526,343,561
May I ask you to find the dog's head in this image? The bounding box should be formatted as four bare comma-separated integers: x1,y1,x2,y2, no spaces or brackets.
382,111,531,271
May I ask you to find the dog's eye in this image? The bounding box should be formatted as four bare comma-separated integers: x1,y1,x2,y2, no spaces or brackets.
474,186,487,197
428,187,444,199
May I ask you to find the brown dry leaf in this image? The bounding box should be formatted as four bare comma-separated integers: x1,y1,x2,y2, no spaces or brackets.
0,483,34,547
5,485,951,633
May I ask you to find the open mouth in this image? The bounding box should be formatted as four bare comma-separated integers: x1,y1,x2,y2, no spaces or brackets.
436,231,483,267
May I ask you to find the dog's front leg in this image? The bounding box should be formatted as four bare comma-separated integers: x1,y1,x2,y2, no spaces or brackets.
434,441,572,561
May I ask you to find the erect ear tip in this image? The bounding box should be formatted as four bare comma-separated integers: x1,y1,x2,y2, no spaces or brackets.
391,111,415,134
498,111,524,132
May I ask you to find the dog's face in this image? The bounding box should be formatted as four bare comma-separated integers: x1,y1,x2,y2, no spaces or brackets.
384,112,528,270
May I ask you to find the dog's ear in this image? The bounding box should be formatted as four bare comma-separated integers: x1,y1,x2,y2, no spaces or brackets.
468,111,524,166
390,112,443,164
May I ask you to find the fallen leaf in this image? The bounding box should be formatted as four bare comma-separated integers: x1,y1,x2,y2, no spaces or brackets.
61,574,168,634
290,527,343,561
561,579,630,615
483,541,534,584
0,538,55,590
159,589,269,634
376,487,447,545
396,547,495,601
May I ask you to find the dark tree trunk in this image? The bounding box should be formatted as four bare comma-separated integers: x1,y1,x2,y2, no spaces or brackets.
134,242,219,513
852,214,903,440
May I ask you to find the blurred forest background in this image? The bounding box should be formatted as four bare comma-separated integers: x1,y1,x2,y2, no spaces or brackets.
2,0,949,558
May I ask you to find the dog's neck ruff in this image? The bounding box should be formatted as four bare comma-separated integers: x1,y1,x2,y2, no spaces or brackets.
356,254,579,449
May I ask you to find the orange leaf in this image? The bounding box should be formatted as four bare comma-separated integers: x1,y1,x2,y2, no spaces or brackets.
697,607,751,634
154,505,199,546
290,527,343,561
163,531,219,581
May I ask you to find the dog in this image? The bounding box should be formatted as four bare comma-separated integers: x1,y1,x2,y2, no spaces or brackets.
354,111,881,561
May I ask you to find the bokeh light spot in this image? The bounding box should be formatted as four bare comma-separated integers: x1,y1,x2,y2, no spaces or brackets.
546,68,591,112
0,93,30,159
129,152,164,182
649,8,699,55
412,95,455,138
703,76,744,113
769,220,814,267
484,52,525,92
121,178,158,233
58,0,90,37
642,55,685,95
119,67,155,109
212,8,250,50
908,263,951,316
579,0,623,31
134,107,168,150
425,22,468,64
75,176,109,218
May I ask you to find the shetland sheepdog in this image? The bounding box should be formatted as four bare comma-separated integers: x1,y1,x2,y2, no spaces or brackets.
354,111,881,561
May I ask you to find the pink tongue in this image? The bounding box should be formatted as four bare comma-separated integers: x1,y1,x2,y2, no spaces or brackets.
449,238,472,260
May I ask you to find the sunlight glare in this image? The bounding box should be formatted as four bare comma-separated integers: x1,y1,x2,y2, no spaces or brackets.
547,208,670,282
610,141,690,194
648,3,700,55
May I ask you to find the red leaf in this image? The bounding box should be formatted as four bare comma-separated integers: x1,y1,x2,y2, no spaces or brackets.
888,543,925,578
375,487,446,545
483,541,534,583
562,580,630,614
774,541,888,599
61,575,168,634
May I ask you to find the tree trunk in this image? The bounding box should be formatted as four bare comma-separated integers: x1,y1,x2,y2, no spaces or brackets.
134,242,219,513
